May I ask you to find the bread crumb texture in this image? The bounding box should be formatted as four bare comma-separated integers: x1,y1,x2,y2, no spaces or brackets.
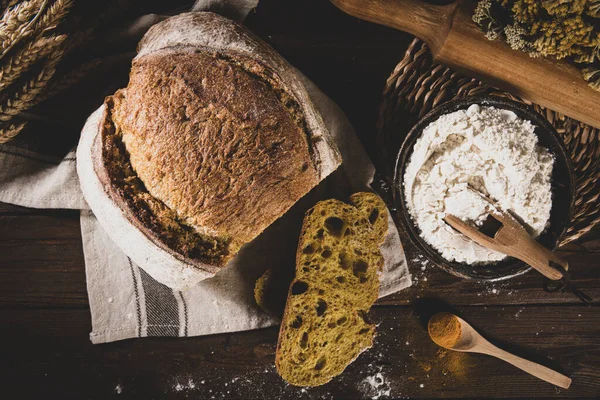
102,48,320,269
275,192,389,387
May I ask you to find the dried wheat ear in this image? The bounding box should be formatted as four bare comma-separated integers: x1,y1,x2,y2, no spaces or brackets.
0,0,82,144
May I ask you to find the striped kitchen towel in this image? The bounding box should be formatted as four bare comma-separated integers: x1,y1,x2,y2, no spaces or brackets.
0,0,411,344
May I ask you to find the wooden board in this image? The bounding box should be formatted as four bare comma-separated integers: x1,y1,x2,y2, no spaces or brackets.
0,0,599,398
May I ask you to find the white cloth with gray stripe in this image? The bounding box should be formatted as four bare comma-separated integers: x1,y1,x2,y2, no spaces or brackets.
0,0,411,344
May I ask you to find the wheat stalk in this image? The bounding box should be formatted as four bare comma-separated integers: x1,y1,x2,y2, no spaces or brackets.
0,0,42,39
0,42,64,122
34,0,72,35
0,0,73,62
0,119,25,143
0,0,73,142
0,33,65,91
0,0,46,60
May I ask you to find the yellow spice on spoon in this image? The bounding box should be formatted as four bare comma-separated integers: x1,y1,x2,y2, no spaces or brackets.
428,312,462,349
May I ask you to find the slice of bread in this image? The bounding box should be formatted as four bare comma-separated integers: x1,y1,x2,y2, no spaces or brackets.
275,192,388,387
255,192,388,317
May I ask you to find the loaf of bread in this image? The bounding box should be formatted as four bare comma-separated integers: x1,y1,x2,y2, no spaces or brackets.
275,192,389,387
77,12,341,289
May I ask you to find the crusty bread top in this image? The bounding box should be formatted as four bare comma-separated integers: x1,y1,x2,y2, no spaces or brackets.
111,49,319,247
137,12,341,181
92,12,343,276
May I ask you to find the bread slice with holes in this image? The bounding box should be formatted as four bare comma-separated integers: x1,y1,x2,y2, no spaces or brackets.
275,192,388,387
255,192,388,317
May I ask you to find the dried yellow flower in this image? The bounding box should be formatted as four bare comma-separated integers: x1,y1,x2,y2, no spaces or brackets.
587,0,600,17
473,0,600,92
542,0,585,16
582,66,600,90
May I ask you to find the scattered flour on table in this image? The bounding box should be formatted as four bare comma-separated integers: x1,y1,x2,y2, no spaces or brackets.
164,365,322,399
172,378,196,392
515,307,525,318
361,366,392,399
404,104,554,264
411,254,430,271
409,254,431,287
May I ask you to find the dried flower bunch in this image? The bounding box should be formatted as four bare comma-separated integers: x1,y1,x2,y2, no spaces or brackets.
473,0,600,91
0,0,75,143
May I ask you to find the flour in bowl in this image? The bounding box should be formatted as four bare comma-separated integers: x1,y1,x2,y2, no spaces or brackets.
403,104,554,264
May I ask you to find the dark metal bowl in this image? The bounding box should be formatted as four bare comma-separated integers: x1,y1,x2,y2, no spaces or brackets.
393,96,575,281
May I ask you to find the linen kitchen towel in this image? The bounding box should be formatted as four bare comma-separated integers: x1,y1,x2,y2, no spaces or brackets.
0,0,412,344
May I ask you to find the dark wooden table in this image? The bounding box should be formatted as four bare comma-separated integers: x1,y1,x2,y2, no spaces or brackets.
1,1,599,398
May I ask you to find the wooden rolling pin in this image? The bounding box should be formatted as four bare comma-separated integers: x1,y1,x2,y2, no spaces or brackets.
330,0,600,129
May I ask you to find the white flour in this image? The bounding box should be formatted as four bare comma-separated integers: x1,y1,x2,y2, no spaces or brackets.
362,371,391,399
404,104,554,264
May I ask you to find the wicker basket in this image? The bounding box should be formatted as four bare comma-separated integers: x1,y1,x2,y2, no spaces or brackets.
377,39,600,246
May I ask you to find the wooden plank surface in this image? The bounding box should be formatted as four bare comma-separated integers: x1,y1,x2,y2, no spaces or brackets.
1,0,599,399
0,204,598,399
1,203,597,310
1,306,598,398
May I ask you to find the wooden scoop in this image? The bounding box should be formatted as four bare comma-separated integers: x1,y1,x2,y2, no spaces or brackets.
443,210,567,281
330,0,600,129
428,312,572,389
441,185,567,280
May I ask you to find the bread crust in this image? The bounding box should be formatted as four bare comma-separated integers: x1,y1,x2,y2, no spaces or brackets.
78,12,342,287
136,12,340,180
93,102,223,274
110,48,319,249
78,106,214,290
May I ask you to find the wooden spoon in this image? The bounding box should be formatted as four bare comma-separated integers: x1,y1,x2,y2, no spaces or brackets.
428,312,572,389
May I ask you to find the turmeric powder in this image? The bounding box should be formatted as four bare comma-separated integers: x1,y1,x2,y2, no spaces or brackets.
428,312,462,349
